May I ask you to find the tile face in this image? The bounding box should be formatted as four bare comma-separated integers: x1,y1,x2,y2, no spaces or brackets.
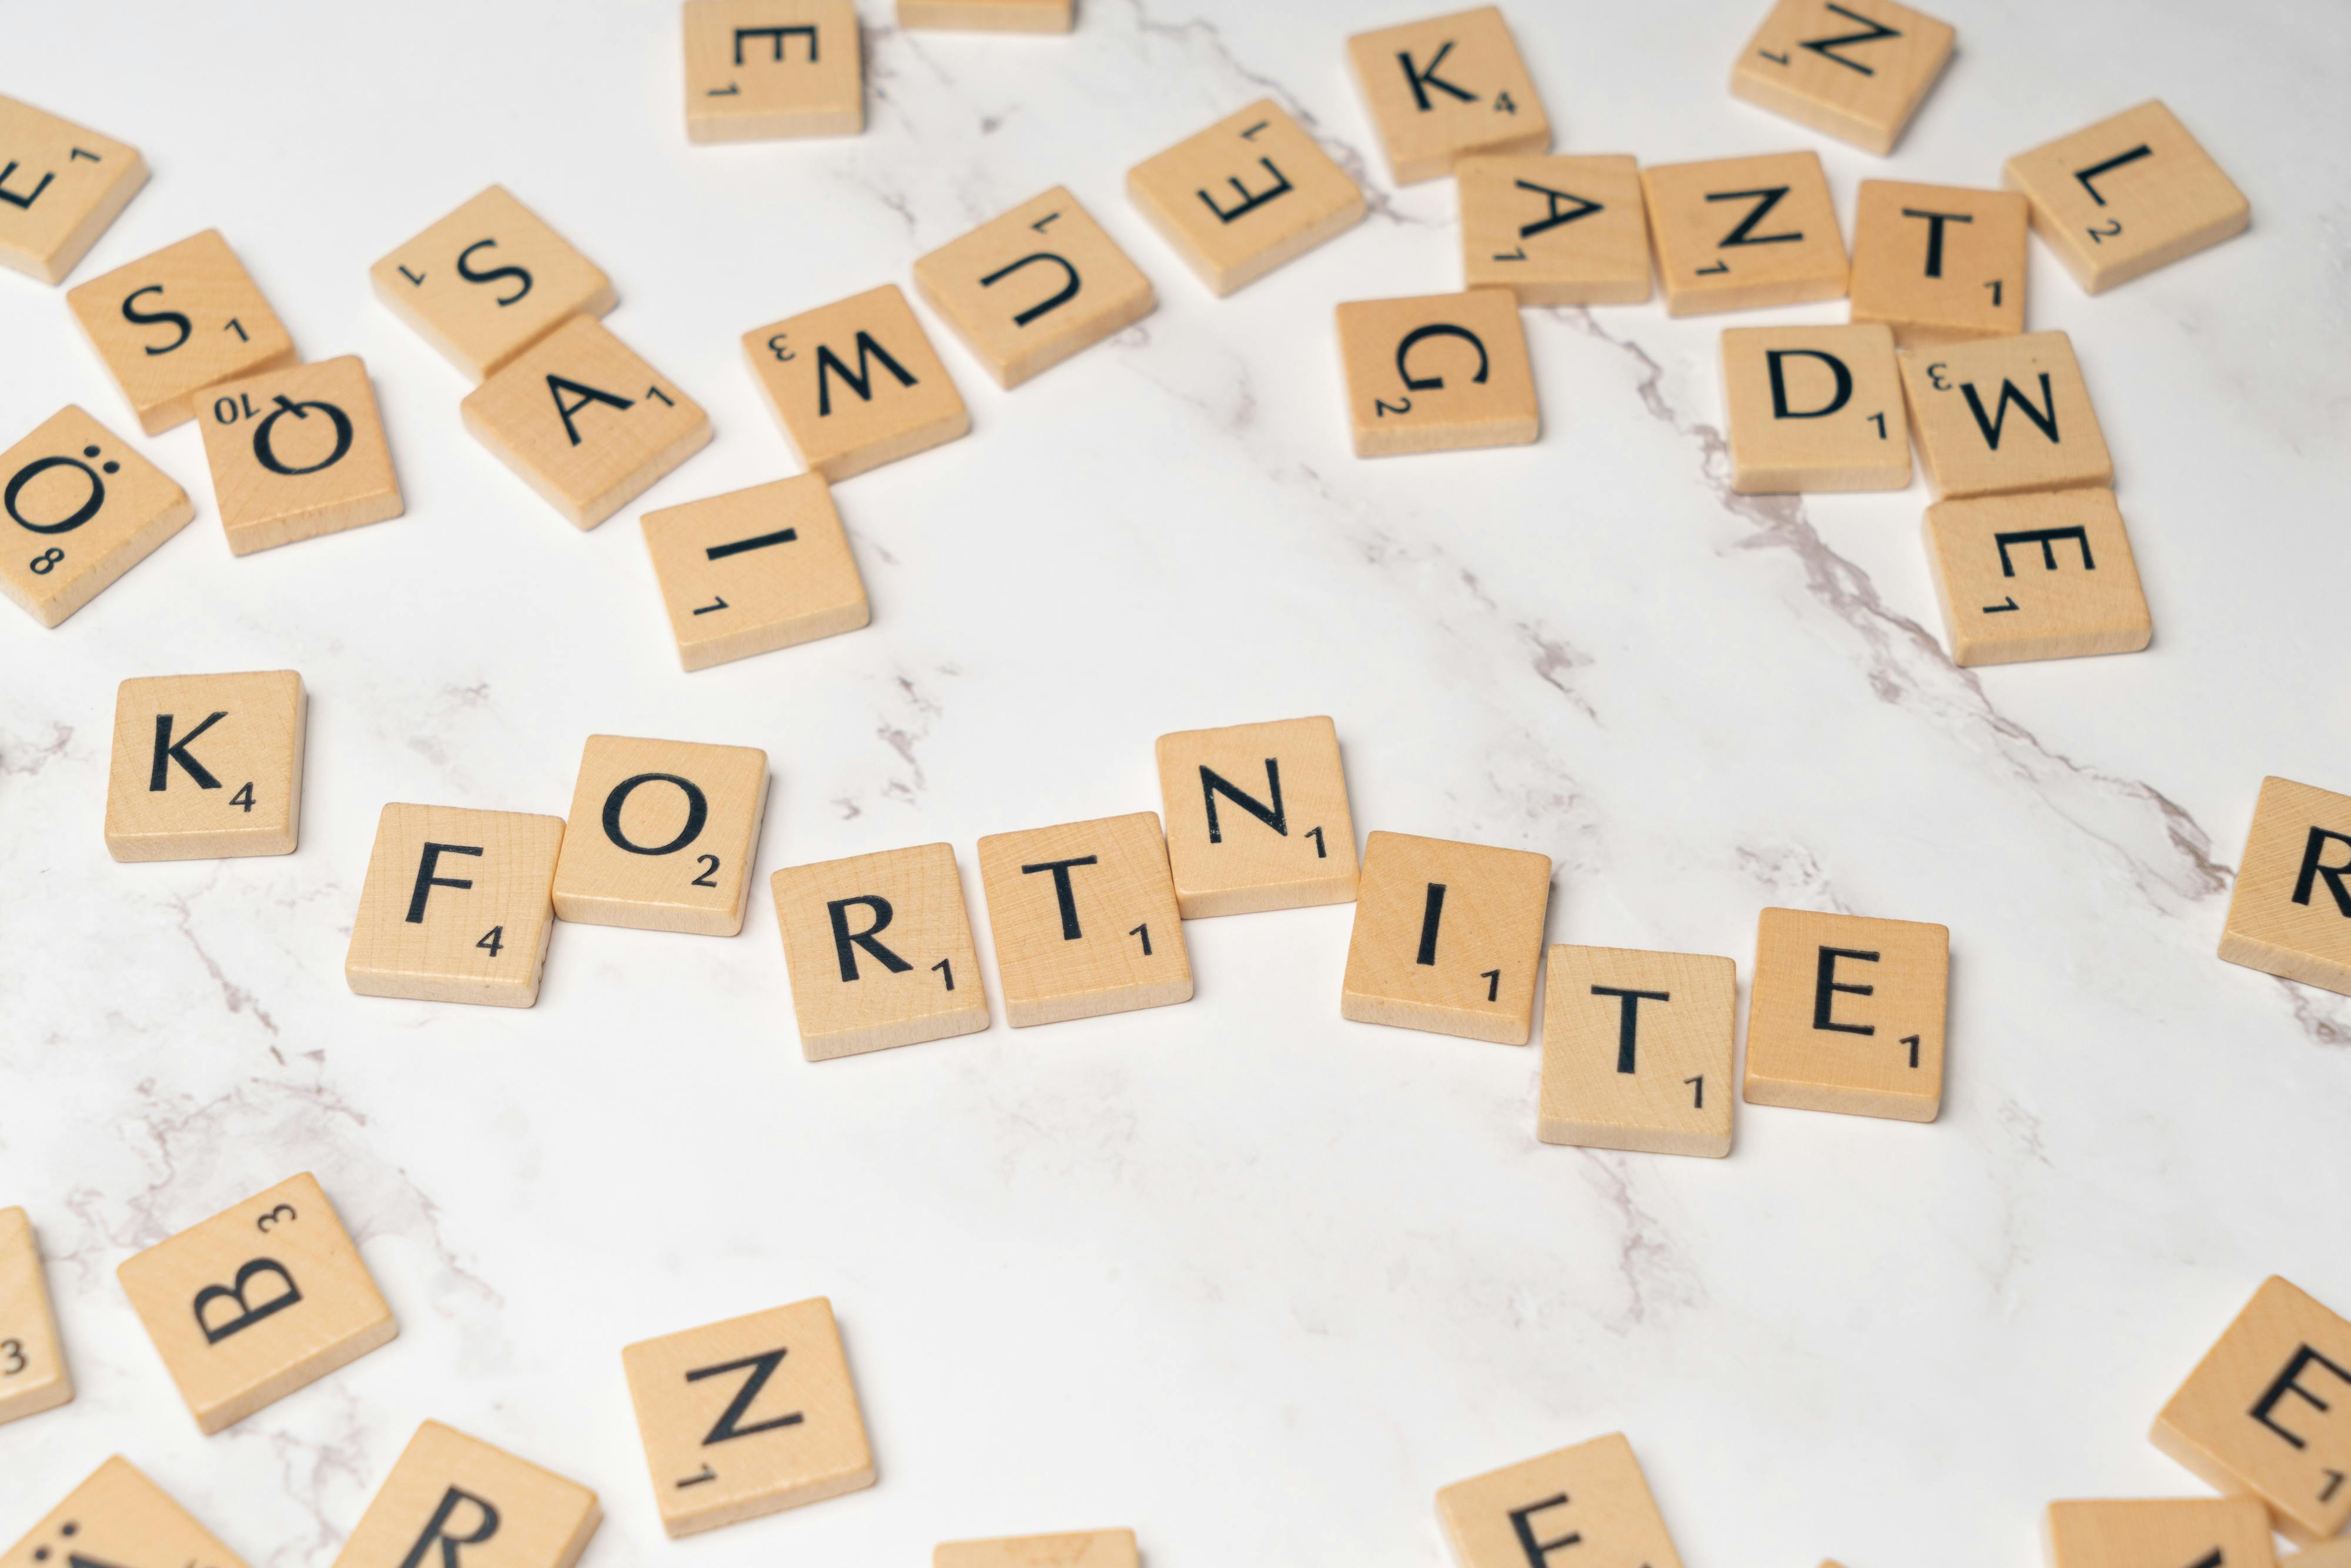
2005,100,2249,294
116,1172,397,1435
1155,716,1359,918
1899,331,2110,500
914,188,1155,389
2286,1544,2351,1568
1346,6,1550,185
1337,288,1538,457
1127,100,1365,297
1340,831,1551,1044
1848,180,2027,345
685,0,863,142
461,315,710,528
976,813,1193,1028
1437,1433,1686,1568
621,1297,875,1537
744,284,968,480
0,1207,72,1426
771,842,991,1061
936,1530,1138,1568
333,1420,601,1568
0,405,192,628
369,185,617,381
66,230,295,435
899,0,1072,29
105,670,305,861
198,356,403,556
2042,1499,2278,1568
1730,0,1954,155
1722,323,1908,493
1924,488,2150,666
3,1457,249,1568
346,804,566,1008
1459,153,1650,305
642,474,869,670
2223,777,2351,997
1642,152,1848,316
1744,907,1947,1122
1538,947,1736,1158
0,95,146,283
552,734,769,936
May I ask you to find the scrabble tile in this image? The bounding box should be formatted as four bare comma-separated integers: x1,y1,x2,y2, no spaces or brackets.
642,474,870,671
369,185,617,381
2221,778,2351,997
1126,100,1365,297
2042,1499,2278,1568
1437,1433,1686,1568
105,670,305,861
1537,946,1736,1158
621,1296,874,1537
771,842,991,1061
1155,715,1359,918
743,284,968,481
1898,331,2111,500
0,95,146,283
4,1457,249,1568
976,813,1192,1028
2153,1276,2351,1542
1722,323,1909,493
1924,489,2150,666
1729,0,1954,156
1743,907,1947,1122
913,188,1155,389
2286,1544,2351,1568
1459,153,1651,305
1641,152,1848,317
1346,7,1550,186
66,230,295,435
899,0,1073,31
2005,101,2249,295
1337,288,1539,457
117,1172,397,1435
1340,830,1551,1044
0,405,192,628
346,803,566,1008
197,356,403,556
0,1207,72,1426
333,1420,601,1568
684,0,863,142
551,734,769,936
937,1530,1139,1568
461,315,710,528
1848,180,2028,345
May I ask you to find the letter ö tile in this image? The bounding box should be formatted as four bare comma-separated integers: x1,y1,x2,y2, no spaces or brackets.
332,1420,600,1568
3,1457,249,1568
105,670,305,861
0,406,193,628
771,842,991,1061
346,803,566,1008
552,734,769,935
2220,777,2351,997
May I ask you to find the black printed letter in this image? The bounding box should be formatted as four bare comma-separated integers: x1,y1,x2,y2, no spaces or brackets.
1021,856,1099,941
406,842,484,924
828,895,914,981
546,376,634,446
1813,947,1879,1035
150,711,227,791
193,1257,302,1343
1591,986,1671,1074
1200,758,1286,843
1507,1494,1581,1566
2292,828,2351,917
1766,349,1852,419
396,1487,500,1568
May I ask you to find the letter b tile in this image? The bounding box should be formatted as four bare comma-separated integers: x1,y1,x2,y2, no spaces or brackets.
771,842,991,1061
346,803,567,1008
552,734,770,936
2219,777,2351,997
1744,907,1947,1122
0,405,194,629
332,1420,601,1568
1437,1433,1687,1568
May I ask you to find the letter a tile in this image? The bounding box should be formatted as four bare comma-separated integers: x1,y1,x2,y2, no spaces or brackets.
744,284,968,481
914,188,1156,389
1341,831,1551,1044
1641,152,1848,316
66,230,296,434
1337,289,1539,457
1848,179,2027,345
685,0,864,141
1744,907,1947,1122
642,474,870,670
4,1457,250,1568
1459,153,1651,305
1437,1433,1686,1568
1539,947,1736,1158
0,95,148,284
553,734,769,935
936,1530,1139,1568
1722,323,1908,493
2220,777,2351,997
0,1206,72,1426
346,803,566,1007
1730,0,1954,156
198,356,403,555
117,1172,397,1435
332,1420,601,1568
2005,101,2249,295
1127,101,1365,297
1924,488,2150,666
977,813,1192,1028
2043,1499,2278,1568
1898,331,2110,500
1346,7,1550,186
0,405,192,628
370,185,617,382
1155,716,1359,918
105,670,305,861
771,842,991,1061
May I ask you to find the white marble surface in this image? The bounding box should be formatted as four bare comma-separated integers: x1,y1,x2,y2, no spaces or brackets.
4,1,2347,1562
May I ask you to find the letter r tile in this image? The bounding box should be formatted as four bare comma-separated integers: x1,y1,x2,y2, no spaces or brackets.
1744,907,1947,1122
331,1420,601,1568
2219,777,2351,998
771,842,991,1060
1437,1432,1687,1568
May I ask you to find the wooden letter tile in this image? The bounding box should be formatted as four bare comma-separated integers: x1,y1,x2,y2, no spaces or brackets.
744,283,968,480
1459,153,1650,305
914,188,1155,389
4,1457,249,1568
1924,488,2150,666
1346,7,1550,186
346,804,566,1007
2005,101,2249,294
332,1420,600,1568
66,230,295,435
2043,1499,2278,1568
2287,1544,2351,1568
1337,288,1538,457
900,0,1072,29
0,405,192,628
198,356,403,555
461,315,710,528
937,1530,1138,1568
369,185,617,381
1437,1433,1686,1568
771,842,990,1061
621,1296,875,1537
552,734,768,936
1538,946,1736,1158
0,1206,72,1426
2221,777,2351,997
685,0,863,142
0,95,146,283
1730,0,1954,156
1744,907,1947,1122
976,813,1192,1028
1155,715,1358,918
1641,152,1848,316
1340,831,1550,1044
117,1172,397,1435
643,474,869,670
1722,323,1909,493
1899,331,2110,500
1848,180,2027,345
105,670,305,861
1126,100,1365,297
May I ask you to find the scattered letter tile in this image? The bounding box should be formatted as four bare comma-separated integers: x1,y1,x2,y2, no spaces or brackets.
2043,1499,2278,1568
1924,488,2149,666
1539,946,1737,1158
1340,830,1551,1044
1155,715,1359,918
1899,330,2110,499
346,803,566,1008
552,734,768,936
1459,153,1650,305
2005,100,2249,294
771,842,991,1061
2286,1544,2351,1568
899,0,1072,29
642,473,869,670
198,356,403,556
1848,179,2027,345
1641,152,1848,316
1744,907,1947,1122
1730,0,1954,156
0,1206,71,1426
744,283,969,480
1127,100,1365,297
1722,322,1908,493
0,405,192,628
0,95,146,283
977,813,1193,1028
332,1420,600,1568
369,185,617,381
4,1457,249,1568
914,188,1155,389
66,230,295,435
1437,1433,1686,1568
1346,7,1550,186
2221,777,2351,997
936,1530,1139,1568
105,670,305,861
1337,288,1538,457
685,0,863,142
